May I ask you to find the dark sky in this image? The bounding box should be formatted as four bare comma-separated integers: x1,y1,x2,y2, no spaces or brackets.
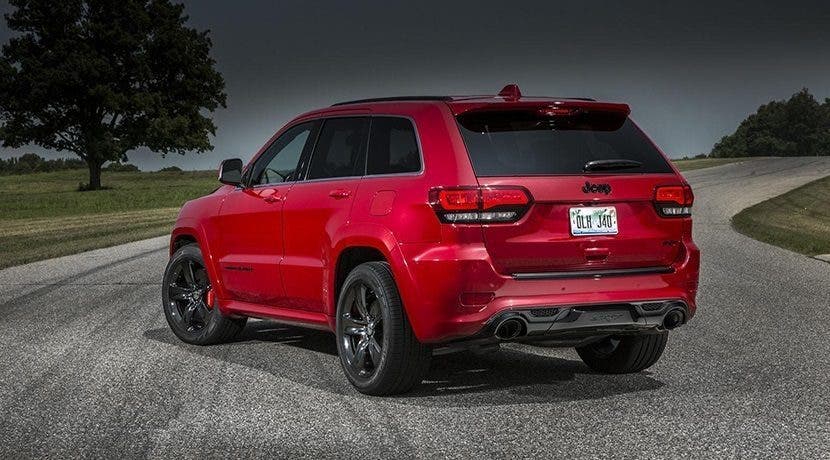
2,0,830,170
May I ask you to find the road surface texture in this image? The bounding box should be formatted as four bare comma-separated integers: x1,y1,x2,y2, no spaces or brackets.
1,157,829,459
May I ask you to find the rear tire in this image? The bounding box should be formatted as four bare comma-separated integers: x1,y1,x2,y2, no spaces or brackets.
575,332,668,374
162,243,246,345
336,261,431,395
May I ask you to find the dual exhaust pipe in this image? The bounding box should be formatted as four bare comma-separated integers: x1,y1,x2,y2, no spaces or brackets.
662,307,686,330
494,318,525,340
492,305,687,341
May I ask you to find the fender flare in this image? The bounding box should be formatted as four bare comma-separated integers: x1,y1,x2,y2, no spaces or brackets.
329,224,420,329
169,221,231,314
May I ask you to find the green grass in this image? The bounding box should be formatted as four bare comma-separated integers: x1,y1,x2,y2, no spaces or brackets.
732,175,830,256
0,169,217,268
1,157,819,269
672,157,747,171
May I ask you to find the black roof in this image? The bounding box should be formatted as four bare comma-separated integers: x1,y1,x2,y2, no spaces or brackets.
330,95,597,107
330,96,453,107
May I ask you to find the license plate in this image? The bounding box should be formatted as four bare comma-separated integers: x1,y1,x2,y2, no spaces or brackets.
569,206,618,236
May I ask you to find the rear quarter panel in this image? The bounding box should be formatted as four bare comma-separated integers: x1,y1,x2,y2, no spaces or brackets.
339,102,480,337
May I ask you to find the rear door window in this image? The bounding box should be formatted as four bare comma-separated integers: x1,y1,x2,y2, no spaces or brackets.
457,111,672,176
306,117,369,180
367,117,421,175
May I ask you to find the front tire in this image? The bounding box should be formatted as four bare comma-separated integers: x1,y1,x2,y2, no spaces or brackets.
162,243,246,345
336,262,431,395
575,332,668,374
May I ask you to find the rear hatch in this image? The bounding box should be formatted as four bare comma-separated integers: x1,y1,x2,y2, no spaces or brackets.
453,104,691,276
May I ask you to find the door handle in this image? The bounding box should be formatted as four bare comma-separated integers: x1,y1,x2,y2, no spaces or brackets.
263,194,283,203
329,189,352,199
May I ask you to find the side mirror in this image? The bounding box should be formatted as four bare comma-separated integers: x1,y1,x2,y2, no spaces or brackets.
218,158,244,186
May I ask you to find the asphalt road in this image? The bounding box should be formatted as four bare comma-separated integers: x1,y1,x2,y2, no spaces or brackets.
1,157,829,459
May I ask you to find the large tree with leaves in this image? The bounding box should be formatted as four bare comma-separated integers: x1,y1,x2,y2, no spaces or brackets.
711,89,830,158
0,0,226,189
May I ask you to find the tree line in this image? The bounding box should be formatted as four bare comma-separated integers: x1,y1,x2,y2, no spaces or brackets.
0,153,191,175
0,153,86,175
711,89,830,157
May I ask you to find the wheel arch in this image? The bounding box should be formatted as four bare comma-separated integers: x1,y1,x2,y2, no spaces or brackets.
170,223,203,256
170,222,229,309
170,232,198,256
329,226,420,334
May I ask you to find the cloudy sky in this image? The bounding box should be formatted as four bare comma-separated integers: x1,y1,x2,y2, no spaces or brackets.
1,0,829,170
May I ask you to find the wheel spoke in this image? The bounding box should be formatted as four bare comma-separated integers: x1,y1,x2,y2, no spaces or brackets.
184,302,197,326
354,283,370,319
353,338,369,370
169,284,190,300
341,287,355,314
196,301,211,323
183,260,196,286
342,314,367,336
369,301,382,323
368,338,382,365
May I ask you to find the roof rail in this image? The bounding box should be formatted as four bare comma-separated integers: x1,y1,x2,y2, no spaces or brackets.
331,96,453,107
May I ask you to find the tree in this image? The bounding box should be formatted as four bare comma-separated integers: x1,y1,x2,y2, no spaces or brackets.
0,0,226,190
711,89,829,158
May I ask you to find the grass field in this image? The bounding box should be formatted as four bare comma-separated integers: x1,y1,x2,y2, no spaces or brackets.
0,169,216,269
671,157,747,171
732,175,830,256
0,157,762,270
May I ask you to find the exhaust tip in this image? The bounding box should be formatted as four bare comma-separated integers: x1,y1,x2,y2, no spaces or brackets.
663,308,686,330
494,318,524,340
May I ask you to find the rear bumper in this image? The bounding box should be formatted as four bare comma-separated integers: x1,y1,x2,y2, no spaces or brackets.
396,239,699,343
480,300,689,340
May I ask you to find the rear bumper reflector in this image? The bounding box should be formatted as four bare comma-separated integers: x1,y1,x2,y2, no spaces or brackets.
512,266,673,280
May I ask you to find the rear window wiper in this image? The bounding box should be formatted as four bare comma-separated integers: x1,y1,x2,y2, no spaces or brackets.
583,159,643,172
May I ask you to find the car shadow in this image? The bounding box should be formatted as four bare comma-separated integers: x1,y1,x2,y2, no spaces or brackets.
144,320,664,406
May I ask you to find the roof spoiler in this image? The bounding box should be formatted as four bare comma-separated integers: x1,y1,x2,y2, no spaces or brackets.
452,100,631,117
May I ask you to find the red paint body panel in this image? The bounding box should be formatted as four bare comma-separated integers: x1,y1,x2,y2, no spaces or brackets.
281,178,361,312
170,93,700,344
215,185,289,305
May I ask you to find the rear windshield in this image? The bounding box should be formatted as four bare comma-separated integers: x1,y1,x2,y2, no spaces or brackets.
456,110,672,176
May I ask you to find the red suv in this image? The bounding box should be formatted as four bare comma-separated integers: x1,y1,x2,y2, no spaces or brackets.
163,85,699,395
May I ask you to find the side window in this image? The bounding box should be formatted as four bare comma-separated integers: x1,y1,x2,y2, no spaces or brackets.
250,122,314,185
306,117,369,180
367,117,421,175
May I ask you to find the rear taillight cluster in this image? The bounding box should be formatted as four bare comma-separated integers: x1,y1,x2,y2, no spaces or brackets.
429,186,532,223
654,185,694,217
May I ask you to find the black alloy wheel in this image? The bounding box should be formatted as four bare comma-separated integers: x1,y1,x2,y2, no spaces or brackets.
335,262,431,395
340,281,385,378
162,244,246,345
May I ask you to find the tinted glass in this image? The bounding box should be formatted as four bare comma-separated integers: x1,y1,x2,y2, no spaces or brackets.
457,111,672,176
367,117,421,175
307,117,369,180
251,122,313,185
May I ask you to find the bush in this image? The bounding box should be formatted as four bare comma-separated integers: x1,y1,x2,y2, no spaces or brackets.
103,162,140,172
159,166,183,172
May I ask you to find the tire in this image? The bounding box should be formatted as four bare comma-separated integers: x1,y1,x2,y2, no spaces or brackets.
575,332,668,374
335,261,431,395
162,243,246,345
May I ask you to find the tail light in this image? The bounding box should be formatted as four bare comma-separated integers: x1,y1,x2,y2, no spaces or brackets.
654,185,694,217
429,186,532,223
